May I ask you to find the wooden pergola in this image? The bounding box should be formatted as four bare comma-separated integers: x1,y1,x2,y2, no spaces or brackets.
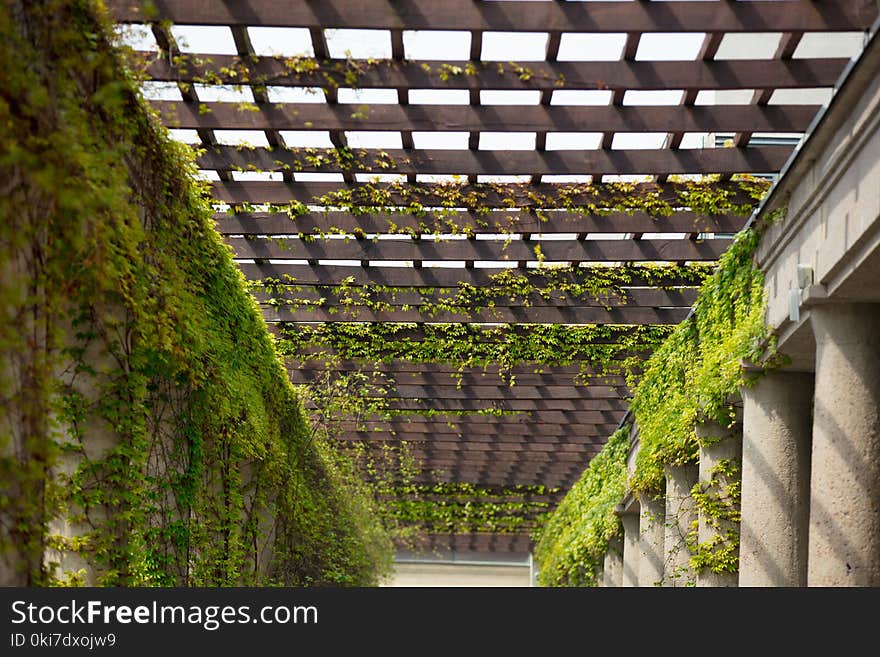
109,0,877,554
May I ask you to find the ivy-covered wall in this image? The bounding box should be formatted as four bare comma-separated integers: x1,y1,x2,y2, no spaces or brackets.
534,224,775,585
532,426,629,587
0,0,390,586
628,228,771,495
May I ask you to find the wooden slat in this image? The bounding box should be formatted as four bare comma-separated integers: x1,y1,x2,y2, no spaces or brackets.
388,444,597,458
344,384,628,400
110,0,878,32
374,398,629,412
259,287,698,309
335,421,615,438
262,304,689,325
142,55,849,92
413,461,585,474
389,451,595,464
294,370,629,387
243,262,708,287
199,145,791,176
215,210,747,235
352,439,601,455
208,179,757,206
315,407,626,422
377,442,598,453
414,473,577,488
289,360,622,378
349,414,625,429
421,470,579,482
154,101,820,134
280,322,654,342
381,444,595,456
229,235,731,262
411,455,593,467
406,532,532,554
347,411,624,426
384,492,564,504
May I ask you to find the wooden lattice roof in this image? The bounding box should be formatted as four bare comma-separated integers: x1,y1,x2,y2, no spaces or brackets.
110,0,878,553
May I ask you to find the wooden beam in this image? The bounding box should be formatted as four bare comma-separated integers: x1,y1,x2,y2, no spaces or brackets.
339,384,628,400
277,322,655,342
215,210,747,235
199,145,791,176
349,414,624,428
334,421,615,438
385,443,598,456
228,235,732,262
153,101,821,135
409,460,586,473
406,532,532,554
385,451,596,464
257,287,699,309
261,304,690,325
208,179,758,206
288,360,623,378
241,262,708,287
110,0,878,32
142,55,850,92
373,398,630,412
412,473,577,488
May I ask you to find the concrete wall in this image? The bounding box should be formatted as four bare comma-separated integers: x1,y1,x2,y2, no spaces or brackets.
385,562,531,587
745,27,880,586
757,32,880,361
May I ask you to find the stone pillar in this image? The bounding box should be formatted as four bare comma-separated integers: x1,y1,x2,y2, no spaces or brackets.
739,372,813,587
695,418,742,587
637,495,665,587
621,513,640,587
808,304,880,586
601,538,624,587
664,464,698,586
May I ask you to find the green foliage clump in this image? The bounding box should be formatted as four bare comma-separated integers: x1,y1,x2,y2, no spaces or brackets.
532,426,630,587
628,228,772,495
689,459,742,575
278,322,673,384
383,483,558,534
0,0,389,585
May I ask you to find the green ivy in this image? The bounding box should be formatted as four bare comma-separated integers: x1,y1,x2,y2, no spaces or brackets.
628,227,774,494
0,0,390,586
277,322,673,385
257,262,712,322
532,426,629,587
533,217,776,585
689,459,742,575
380,483,558,534
296,177,766,219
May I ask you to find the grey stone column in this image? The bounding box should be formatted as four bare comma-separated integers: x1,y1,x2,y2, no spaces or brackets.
637,495,665,587
695,419,743,587
600,538,624,587
808,304,880,586
620,513,640,587
739,371,813,587
664,464,698,586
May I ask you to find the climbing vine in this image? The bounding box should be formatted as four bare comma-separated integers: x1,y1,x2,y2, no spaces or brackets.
381,483,559,535
532,426,630,587
628,227,777,495
255,262,712,320
271,176,767,218
533,214,779,585
277,322,674,386
0,0,391,586
689,459,742,575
